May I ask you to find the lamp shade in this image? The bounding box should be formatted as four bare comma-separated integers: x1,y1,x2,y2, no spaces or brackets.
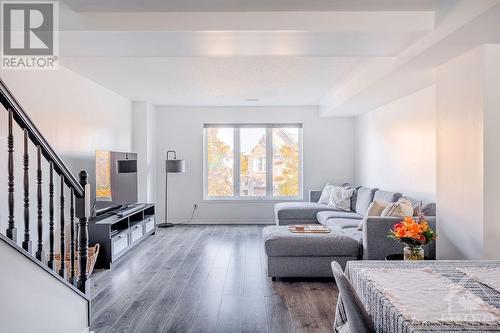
166,159,185,173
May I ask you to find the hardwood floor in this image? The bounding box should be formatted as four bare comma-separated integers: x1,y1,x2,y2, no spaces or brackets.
90,225,339,333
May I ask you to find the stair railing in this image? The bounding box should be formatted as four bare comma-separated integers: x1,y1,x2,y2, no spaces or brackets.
0,79,91,294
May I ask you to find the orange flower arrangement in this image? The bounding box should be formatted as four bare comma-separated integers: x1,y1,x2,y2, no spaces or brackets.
388,216,437,246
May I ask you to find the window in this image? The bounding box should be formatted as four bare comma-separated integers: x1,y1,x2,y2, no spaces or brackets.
204,123,302,200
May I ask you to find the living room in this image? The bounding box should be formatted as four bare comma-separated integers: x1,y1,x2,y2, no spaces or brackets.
1,1,500,333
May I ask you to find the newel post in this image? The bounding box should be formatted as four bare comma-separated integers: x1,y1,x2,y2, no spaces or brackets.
76,171,90,294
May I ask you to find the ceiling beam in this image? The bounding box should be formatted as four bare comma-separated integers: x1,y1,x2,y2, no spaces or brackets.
59,30,430,57
60,4,434,32
320,0,500,117
62,0,438,13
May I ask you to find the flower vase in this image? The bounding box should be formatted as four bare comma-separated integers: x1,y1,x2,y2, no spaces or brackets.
404,245,424,260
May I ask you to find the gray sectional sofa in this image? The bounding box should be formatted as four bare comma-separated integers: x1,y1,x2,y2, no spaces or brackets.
264,186,436,278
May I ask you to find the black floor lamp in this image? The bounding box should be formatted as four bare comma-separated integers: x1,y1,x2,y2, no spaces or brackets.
158,150,185,228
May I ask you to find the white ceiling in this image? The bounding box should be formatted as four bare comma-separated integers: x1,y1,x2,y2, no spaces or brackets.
63,0,439,12
57,1,500,112
58,3,436,107
61,57,361,106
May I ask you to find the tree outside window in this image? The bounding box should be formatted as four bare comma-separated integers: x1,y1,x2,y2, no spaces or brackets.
205,124,301,199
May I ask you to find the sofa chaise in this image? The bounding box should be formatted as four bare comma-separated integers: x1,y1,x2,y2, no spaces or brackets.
264,186,436,278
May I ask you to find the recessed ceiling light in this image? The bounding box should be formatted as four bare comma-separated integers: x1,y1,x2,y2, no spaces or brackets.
245,98,260,102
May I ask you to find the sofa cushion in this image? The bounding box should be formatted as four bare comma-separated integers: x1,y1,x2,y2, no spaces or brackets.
421,202,436,216
274,202,341,221
339,227,363,244
317,211,363,225
263,226,360,257
349,186,361,211
373,190,402,203
325,218,363,229
354,187,377,216
309,190,323,203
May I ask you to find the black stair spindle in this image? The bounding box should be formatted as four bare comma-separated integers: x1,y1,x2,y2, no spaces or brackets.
59,176,66,278
22,129,32,253
47,162,55,271
35,146,44,262
6,109,16,242
74,222,79,265
2,80,93,294
77,171,89,294
69,188,76,285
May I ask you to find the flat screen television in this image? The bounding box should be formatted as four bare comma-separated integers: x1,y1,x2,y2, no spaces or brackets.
95,150,138,212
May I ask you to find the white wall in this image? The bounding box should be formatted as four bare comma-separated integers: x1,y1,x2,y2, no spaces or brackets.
132,101,157,203
0,238,89,333
483,44,500,259
154,106,354,224
436,47,484,259
436,44,500,260
0,66,132,248
354,86,437,201
353,44,500,260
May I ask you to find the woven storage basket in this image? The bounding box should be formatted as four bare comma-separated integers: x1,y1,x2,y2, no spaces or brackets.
55,244,100,280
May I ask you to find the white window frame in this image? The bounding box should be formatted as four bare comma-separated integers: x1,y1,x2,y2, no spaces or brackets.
203,123,303,201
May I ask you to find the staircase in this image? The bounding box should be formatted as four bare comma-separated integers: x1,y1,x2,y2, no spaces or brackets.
0,79,91,332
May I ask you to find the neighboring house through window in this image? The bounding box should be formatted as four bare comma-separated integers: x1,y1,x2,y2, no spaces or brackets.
204,123,303,200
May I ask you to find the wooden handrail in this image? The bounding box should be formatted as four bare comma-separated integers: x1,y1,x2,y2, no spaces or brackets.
0,79,84,197
1,78,91,294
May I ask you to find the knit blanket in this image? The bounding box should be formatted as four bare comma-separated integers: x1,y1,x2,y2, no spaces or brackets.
360,267,500,324
460,267,500,293
335,260,500,333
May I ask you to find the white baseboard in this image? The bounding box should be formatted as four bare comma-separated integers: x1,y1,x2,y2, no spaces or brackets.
169,219,275,225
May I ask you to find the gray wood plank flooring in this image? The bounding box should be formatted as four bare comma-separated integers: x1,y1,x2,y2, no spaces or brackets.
90,225,339,333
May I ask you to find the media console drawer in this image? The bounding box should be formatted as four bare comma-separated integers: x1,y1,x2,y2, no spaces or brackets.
131,223,144,243
112,233,129,257
145,218,155,233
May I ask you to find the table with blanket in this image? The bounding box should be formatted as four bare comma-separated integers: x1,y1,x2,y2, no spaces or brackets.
335,260,500,332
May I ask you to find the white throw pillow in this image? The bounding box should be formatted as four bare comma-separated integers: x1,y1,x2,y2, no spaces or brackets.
367,200,391,216
327,186,354,211
318,183,335,204
381,198,414,217
357,201,390,230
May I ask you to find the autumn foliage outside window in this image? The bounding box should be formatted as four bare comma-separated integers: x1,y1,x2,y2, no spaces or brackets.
273,128,300,197
206,127,234,196
205,124,302,199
